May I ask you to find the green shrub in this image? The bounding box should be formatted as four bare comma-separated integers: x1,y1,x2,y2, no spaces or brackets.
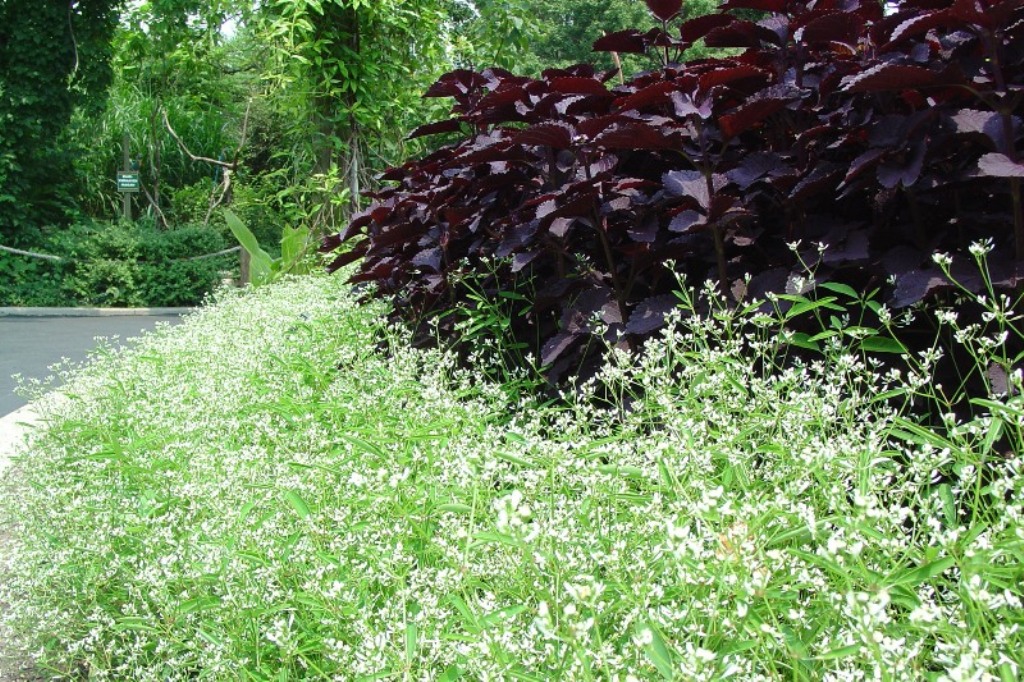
0,220,233,307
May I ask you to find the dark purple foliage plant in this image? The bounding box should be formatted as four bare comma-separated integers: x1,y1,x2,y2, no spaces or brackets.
323,0,1024,383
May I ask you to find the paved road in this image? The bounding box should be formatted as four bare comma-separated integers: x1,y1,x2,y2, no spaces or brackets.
0,314,186,415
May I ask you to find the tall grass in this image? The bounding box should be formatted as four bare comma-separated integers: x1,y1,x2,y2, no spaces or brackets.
0,270,1021,680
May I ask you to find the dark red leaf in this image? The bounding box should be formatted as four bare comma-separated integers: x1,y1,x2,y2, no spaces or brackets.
727,152,784,189
670,91,713,119
790,165,842,202
719,85,798,138
326,243,368,273
411,247,443,272
844,148,888,184
577,115,635,138
664,170,710,208
821,229,870,265
885,10,951,46
668,210,706,233
511,250,540,273
796,11,860,46
319,232,344,253
977,153,1024,177
513,122,576,149
646,0,682,22
877,140,927,188
841,63,962,93
704,20,784,48
592,29,649,54
616,81,679,112
549,77,611,96
594,123,680,150
625,294,678,335
628,216,659,243
680,14,735,43
407,119,466,140
892,268,952,307
698,64,770,92
951,109,1014,150
424,69,486,98
549,217,573,238
664,170,727,210
541,331,580,366
719,0,788,11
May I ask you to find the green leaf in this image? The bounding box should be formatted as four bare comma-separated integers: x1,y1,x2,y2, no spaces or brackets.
481,604,527,628
283,489,311,519
405,621,418,664
787,332,821,352
817,281,859,299
224,209,274,285
177,595,221,616
885,556,956,587
811,643,861,661
280,225,310,275
437,503,472,514
859,336,908,354
939,484,957,528
641,623,677,680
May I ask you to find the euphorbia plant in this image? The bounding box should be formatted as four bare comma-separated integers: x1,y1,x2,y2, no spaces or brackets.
324,0,1024,382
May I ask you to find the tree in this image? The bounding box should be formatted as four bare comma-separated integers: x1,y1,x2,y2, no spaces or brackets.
0,0,119,240
511,0,720,77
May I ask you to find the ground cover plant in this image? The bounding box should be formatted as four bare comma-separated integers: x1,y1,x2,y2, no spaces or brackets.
325,0,1024,383
1,271,1022,680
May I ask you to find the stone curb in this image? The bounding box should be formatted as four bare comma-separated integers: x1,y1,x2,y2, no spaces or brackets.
0,307,194,318
0,404,42,474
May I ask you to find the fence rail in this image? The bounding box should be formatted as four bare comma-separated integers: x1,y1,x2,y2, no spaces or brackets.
0,244,65,262
0,243,241,264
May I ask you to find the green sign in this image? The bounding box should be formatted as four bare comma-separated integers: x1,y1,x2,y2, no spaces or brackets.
117,171,140,193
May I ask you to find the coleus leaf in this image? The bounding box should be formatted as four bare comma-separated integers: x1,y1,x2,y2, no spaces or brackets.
704,20,784,48
877,139,927,188
977,153,1024,177
645,0,683,22
592,29,649,54
727,152,785,189
680,14,735,43
719,0,788,11
719,84,800,139
795,11,861,46
886,10,951,46
549,77,611,96
325,242,368,273
950,109,1018,150
541,331,580,366
407,118,467,140
617,81,679,112
594,123,681,150
513,122,576,149
663,170,727,210
697,64,770,92
668,209,706,233
625,294,678,335
424,69,486,98
841,63,964,93
670,91,713,119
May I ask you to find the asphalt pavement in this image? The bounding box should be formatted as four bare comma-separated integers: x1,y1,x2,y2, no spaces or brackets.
0,311,188,415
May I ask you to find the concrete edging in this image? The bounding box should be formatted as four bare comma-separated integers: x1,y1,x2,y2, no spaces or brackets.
0,307,194,318
0,404,41,474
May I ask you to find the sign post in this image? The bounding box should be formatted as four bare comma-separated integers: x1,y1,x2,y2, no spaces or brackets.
118,134,139,221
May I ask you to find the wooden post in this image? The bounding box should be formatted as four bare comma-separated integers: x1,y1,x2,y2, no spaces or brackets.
240,249,251,286
122,133,132,222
